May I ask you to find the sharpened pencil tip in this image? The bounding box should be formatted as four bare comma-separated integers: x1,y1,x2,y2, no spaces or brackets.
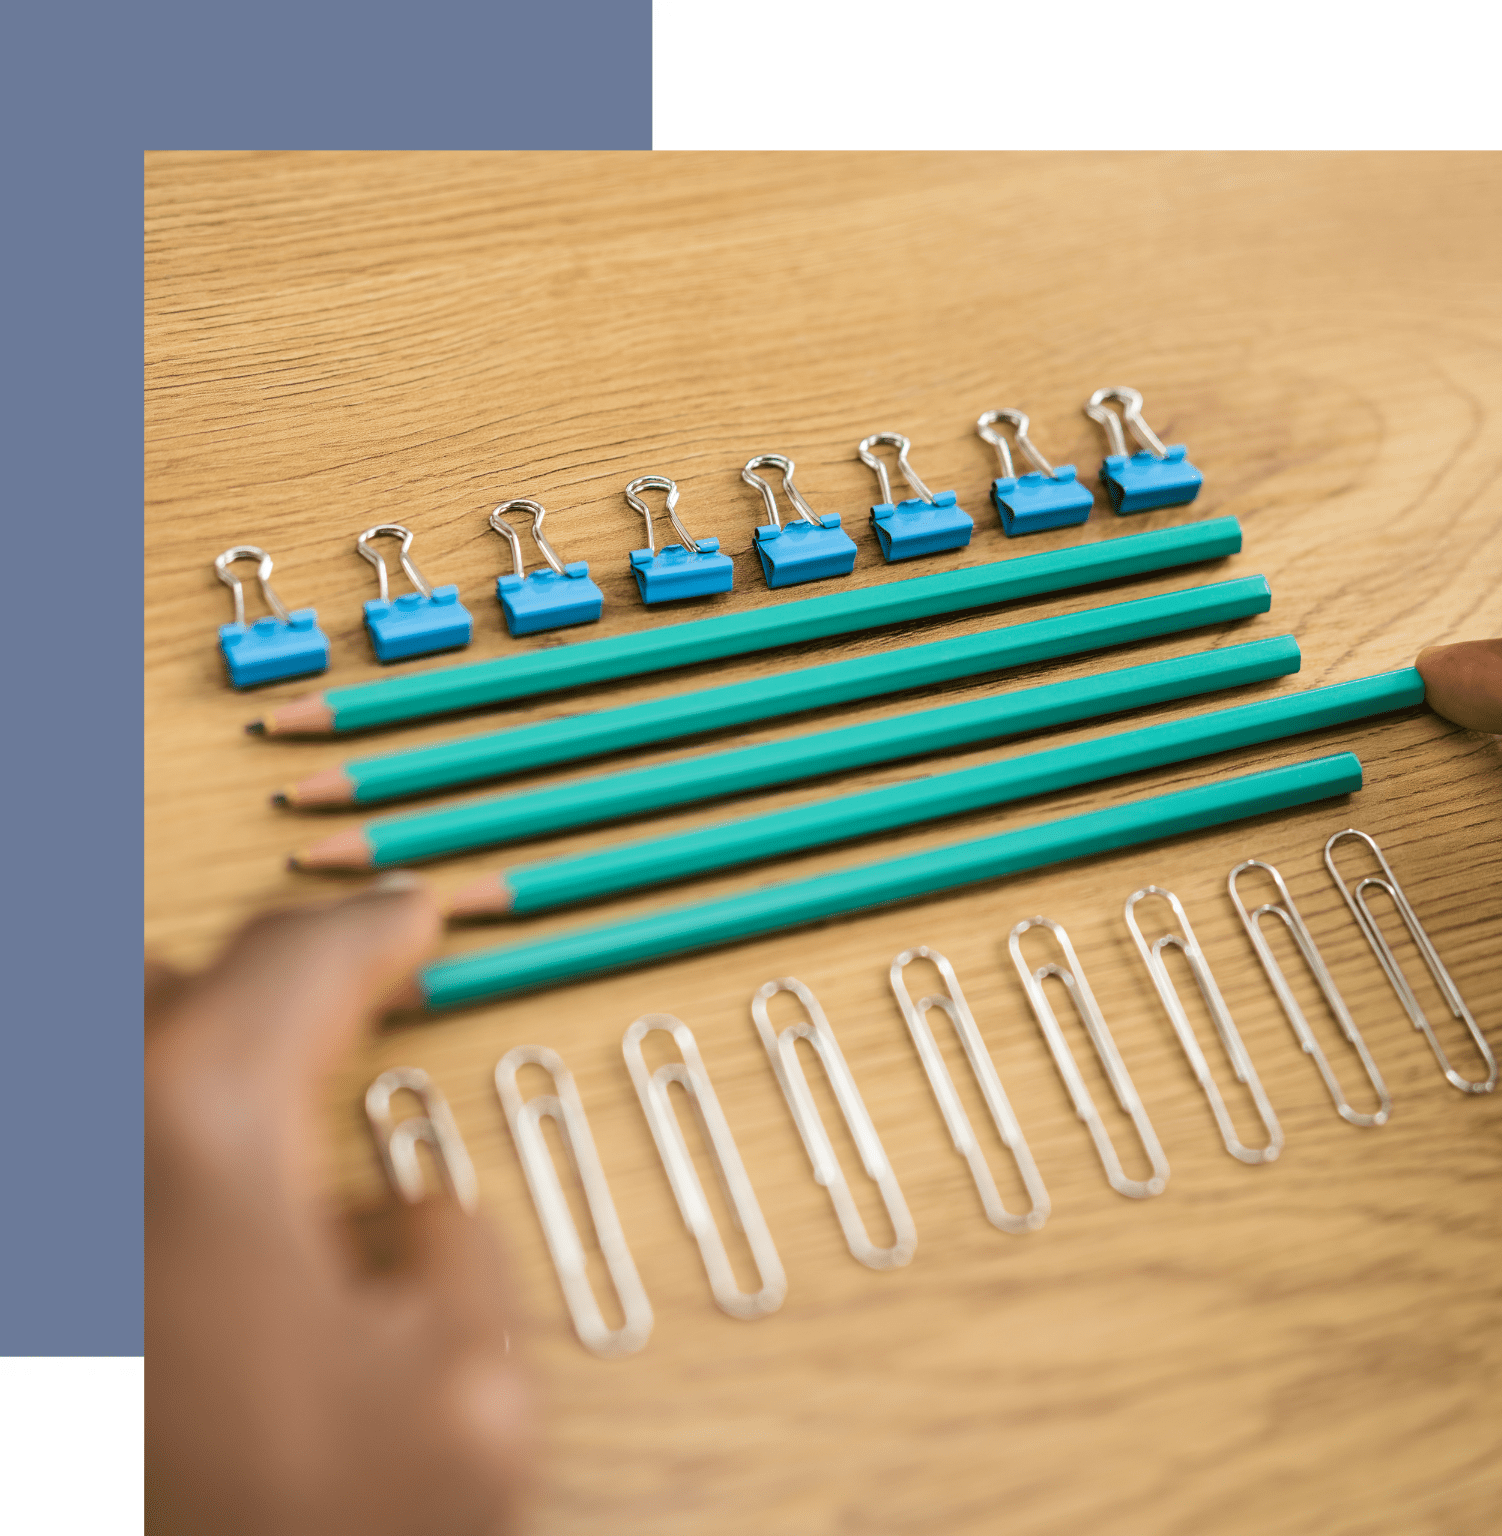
245,720,266,736
286,854,303,872
271,792,289,808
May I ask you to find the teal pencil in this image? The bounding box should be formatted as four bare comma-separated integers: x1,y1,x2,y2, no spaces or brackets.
415,752,1364,1007
255,516,1244,736
291,632,1299,871
284,574,1274,832
447,669,1421,916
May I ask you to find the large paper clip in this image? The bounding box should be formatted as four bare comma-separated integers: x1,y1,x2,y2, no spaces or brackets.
623,1015,786,1318
1324,829,1496,1094
751,978,916,1269
1228,859,1391,1126
742,454,857,589
857,432,973,561
214,545,329,689
490,500,604,637
1124,888,1283,1163
889,947,1049,1233
976,410,1094,537
1085,387,1203,514
356,524,472,663
495,1045,652,1357
1008,918,1170,1198
364,1066,480,1213
624,476,734,604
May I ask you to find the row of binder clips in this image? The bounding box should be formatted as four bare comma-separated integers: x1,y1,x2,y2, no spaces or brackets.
366,829,1494,1358
212,386,1204,688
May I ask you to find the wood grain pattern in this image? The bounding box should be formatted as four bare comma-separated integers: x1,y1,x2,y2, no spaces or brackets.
145,152,1502,1536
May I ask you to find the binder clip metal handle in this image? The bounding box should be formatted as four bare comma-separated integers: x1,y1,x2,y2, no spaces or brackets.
857,432,936,506
976,410,1059,480
490,499,570,577
1084,387,1170,460
215,545,291,626
624,475,702,554
356,523,435,600
741,454,822,529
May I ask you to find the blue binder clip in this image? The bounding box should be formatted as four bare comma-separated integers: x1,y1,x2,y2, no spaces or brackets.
976,409,1094,537
1085,387,1203,514
858,431,973,561
213,545,330,689
490,499,604,637
356,524,473,663
624,475,734,604
742,453,857,589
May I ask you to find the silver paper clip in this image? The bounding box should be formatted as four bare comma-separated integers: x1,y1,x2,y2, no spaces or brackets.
751,978,917,1270
365,1067,480,1213
1124,888,1283,1164
889,947,1049,1233
1228,860,1392,1127
623,1016,786,1319
1324,829,1496,1094
1008,918,1170,1199
494,1046,653,1358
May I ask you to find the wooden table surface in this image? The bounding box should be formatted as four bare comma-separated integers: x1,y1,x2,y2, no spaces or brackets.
145,152,1502,1536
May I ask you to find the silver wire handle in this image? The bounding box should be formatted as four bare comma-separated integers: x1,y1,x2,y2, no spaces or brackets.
741,454,822,530
1324,829,1496,1094
889,947,1050,1234
489,499,569,578
1123,888,1284,1164
355,524,435,601
495,1045,653,1358
623,1015,787,1319
1228,859,1392,1127
975,409,1059,480
365,1067,480,1214
624,476,703,555
856,432,935,506
214,545,291,626
1084,386,1169,460
751,977,917,1270
1008,918,1170,1199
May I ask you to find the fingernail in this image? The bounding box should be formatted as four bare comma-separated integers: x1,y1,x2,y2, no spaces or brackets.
370,872,424,895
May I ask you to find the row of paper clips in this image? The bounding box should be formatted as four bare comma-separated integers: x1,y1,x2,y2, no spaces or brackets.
366,829,1493,1358
213,387,1203,685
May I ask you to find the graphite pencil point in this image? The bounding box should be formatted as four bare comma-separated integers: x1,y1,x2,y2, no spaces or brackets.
245,720,266,736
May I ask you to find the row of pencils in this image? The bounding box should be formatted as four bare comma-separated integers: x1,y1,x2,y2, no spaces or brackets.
249,517,1420,1009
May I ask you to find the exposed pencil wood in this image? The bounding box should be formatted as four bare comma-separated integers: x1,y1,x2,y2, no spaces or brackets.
146,151,1502,1536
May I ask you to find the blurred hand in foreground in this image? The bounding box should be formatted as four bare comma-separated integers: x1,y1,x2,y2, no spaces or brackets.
1417,638,1502,732
146,880,533,1535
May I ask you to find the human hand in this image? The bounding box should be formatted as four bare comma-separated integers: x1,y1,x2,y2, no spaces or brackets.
1417,638,1502,732
146,880,534,1535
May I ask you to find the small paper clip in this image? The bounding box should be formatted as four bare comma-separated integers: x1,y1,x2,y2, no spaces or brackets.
742,454,858,589
1228,859,1392,1126
624,476,734,604
1324,829,1496,1094
356,524,472,663
623,1015,786,1319
490,500,604,637
1085,387,1203,514
751,978,916,1269
857,432,973,561
889,947,1049,1233
976,410,1094,537
213,545,329,689
1124,888,1283,1163
364,1066,480,1214
1008,918,1170,1198
495,1045,653,1358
